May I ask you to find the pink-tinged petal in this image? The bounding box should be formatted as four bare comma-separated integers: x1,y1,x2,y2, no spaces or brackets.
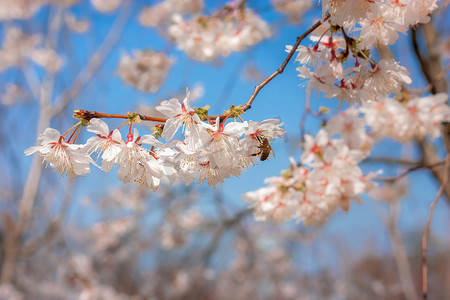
87,118,109,136
303,134,315,149
223,121,248,138
102,159,115,173
182,88,193,111
39,128,61,144
111,129,122,142
24,146,42,156
140,134,164,148
316,129,329,146
161,118,183,141
102,144,122,162
155,97,181,118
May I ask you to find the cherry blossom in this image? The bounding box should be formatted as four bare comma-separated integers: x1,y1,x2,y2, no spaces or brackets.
272,0,312,24
139,0,204,27
116,129,163,191
24,128,93,179
156,91,203,142
91,0,122,12
117,50,173,93
243,129,376,226
85,118,124,172
167,7,271,61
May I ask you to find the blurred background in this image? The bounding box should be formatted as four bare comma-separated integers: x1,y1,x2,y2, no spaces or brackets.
0,0,449,299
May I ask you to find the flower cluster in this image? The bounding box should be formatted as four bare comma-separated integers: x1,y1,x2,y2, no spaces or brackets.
323,0,438,40
361,93,450,143
243,130,375,227
294,0,440,105
325,93,450,146
139,0,204,27
0,27,62,73
244,92,449,226
117,50,174,93
294,39,412,105
25,90,286,190
91,0,122,12
167,7,271,62
0,0,45,20
272,0,313,24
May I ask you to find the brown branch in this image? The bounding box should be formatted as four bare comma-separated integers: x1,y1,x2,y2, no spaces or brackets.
243,14,330,111
209,14,331,120
411,27,436,94
376,160,445,182
75,110,167,123
72,15,331,125
363,157,419,166
421,154,450,299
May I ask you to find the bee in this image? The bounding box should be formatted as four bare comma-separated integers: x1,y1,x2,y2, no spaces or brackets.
252,135,274,161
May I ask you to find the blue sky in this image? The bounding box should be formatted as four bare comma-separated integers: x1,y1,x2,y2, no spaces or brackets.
4,0,449,272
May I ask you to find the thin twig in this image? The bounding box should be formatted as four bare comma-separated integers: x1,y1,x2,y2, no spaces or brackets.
74,15,330,125
209,14,331,120
75,110,167,123
300,90,311,144
385,202,420,300
376,160,445,182
242,14,330,112
421,154,450,299
363,157,419,166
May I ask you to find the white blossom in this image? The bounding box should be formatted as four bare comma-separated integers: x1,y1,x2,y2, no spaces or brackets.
24,128,93,179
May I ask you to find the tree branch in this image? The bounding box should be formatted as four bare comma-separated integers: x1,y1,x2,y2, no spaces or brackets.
421,154,450,299
376,160,445,182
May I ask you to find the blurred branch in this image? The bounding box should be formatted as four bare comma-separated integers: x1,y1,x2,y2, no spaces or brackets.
380,18,450,203
385,202,420,300
417,139,450,202
20,180,74,257
1,3,133,284
363,157,419,166
52,2,133,116
376,160,445,182
421,154,450,300
21,65,41,100
202,208,251,265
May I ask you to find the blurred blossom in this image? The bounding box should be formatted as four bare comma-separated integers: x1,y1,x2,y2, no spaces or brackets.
0,284,23,300
370,178,408,203
0,27,63,73
1,84,28,106
99,187,147,211
29,48,63,73
68,254,94,280
117,50,174,93
160,224,188,249
272,0,313,24
0,27,41,71
91,0,122,12
65,13,90,33
361,94,450,142
90,217,135,253
440,37,450,59
167,8,271,62
139,0,204,27
178,208,204,229
0,0,45,20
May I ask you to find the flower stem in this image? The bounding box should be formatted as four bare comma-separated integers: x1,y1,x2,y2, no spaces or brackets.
62,122,81,139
